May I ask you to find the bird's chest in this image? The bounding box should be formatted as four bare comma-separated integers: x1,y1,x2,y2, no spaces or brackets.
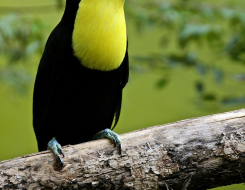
72,2,126,71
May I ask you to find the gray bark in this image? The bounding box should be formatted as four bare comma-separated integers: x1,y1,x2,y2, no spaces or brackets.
1,109,245,190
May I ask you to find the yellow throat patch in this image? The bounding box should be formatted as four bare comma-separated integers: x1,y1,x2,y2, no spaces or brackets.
72,0,127,71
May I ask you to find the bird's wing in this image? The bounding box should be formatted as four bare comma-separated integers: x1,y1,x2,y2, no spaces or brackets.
111,44,129,130
33,24,71,149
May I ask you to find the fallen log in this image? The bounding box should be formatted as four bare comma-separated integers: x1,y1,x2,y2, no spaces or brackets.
1,109,245,189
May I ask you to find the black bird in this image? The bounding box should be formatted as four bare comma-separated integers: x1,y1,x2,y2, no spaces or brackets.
33,0,128,164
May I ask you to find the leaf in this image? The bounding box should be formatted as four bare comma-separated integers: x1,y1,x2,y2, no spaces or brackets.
0,67,32,95
196,64,206,76
155,77,168,89
233,74,245,81
201,93,216,101
213,68,223,84
220,8,235,19
25,41,40,56
222,96,245,106
195,81,204,93
225,34,245,62
164,52,198,67
179,24,221,48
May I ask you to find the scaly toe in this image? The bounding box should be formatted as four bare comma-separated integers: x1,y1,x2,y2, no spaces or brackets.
93,128,122,154
47,137,65,165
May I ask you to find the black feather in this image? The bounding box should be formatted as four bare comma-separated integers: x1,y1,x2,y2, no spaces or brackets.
33,1,128,151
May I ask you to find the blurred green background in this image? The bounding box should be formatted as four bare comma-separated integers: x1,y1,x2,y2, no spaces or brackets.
0,0,245,189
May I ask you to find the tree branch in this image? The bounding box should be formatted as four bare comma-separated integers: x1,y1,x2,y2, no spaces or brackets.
1,109,245,189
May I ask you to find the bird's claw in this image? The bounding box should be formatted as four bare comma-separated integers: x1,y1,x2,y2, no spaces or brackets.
47,137,65,166
93,128,122,154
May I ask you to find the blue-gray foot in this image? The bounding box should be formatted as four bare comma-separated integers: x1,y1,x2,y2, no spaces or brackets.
47,137,65,165
93,128,122,154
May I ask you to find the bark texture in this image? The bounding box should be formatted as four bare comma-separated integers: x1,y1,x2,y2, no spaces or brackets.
1,109,245,190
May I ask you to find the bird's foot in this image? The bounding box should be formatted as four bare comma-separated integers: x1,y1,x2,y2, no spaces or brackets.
93,128,122,154
47,137,65,166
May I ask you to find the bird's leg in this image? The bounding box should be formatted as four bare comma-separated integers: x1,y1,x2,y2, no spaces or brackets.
93,128,122,154
47,137,65,165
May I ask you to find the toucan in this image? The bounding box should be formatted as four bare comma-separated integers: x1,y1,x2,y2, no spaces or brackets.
33,0,128,165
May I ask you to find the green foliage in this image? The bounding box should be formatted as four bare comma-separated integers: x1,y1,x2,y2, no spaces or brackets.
0,67,32,95
125,0,245,107
52,0,64,9
178,24,222,48
0,14,47,94
0,14,46,63
0,0,245,107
